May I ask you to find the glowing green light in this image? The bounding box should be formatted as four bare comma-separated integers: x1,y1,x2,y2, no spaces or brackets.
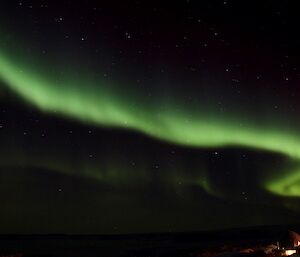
265,167,300,197
1,42,300,198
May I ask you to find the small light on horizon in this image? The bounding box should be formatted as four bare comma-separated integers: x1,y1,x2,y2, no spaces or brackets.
285,250,296,256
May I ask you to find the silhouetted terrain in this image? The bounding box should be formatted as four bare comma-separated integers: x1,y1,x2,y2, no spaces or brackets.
0,225,299,257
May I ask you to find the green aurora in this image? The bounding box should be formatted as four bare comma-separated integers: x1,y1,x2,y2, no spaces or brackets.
0,35,300,203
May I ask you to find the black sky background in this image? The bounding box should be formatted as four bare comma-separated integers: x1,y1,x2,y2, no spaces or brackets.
1,0,300,234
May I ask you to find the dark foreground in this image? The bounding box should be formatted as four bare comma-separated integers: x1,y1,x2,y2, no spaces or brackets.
0,225,299,257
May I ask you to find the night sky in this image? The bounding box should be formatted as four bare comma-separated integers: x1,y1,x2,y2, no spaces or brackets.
1,0,300,234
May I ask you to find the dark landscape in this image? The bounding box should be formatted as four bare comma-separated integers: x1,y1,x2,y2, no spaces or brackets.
1,226,300,257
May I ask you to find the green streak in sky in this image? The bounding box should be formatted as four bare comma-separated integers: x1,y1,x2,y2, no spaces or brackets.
265,166,300,197
1,47,300,198
0,51,298,154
